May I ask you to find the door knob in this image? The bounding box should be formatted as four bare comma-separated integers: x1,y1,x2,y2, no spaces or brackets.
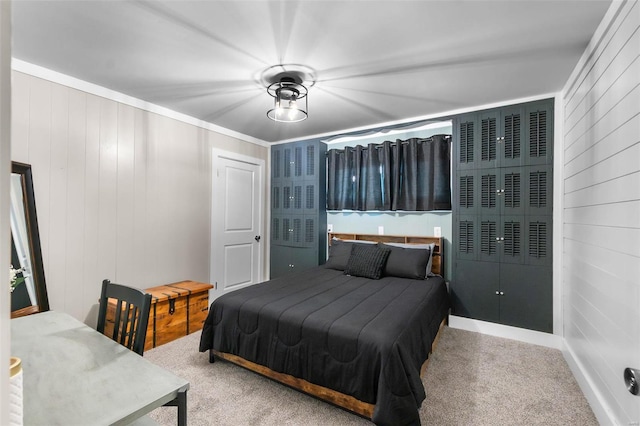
254,235,261,242
624,367,639,396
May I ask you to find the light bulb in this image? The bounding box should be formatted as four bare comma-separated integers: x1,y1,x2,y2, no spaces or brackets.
288,100,298,120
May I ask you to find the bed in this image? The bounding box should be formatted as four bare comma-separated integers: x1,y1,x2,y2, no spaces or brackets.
199,233,450,426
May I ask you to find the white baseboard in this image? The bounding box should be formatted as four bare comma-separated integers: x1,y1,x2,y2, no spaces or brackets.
562,341,619,426
448,315,562,349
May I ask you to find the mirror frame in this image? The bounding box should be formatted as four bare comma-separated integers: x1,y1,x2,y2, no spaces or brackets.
11,161,49,318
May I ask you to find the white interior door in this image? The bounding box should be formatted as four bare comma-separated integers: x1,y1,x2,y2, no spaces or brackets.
210,150,263,300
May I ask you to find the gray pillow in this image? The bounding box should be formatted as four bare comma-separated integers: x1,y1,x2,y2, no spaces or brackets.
385,242,436,276
381,243,431,279
324,240,354,270
344,244,391,280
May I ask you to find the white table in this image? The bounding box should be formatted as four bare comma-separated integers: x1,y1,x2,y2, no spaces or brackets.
11,311,189,425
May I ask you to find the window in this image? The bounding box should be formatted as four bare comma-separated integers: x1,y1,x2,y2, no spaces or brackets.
327,135,452,211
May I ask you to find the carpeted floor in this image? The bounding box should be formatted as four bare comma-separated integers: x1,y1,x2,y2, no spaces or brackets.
143,326,597,425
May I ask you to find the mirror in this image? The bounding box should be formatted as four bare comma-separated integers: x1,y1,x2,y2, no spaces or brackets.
10,162,49,318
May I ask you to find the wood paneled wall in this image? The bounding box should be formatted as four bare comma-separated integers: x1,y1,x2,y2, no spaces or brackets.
11,71,268,324
561,1,640,424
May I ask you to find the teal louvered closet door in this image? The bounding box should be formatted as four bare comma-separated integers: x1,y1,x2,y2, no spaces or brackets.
452,99,554,333
270,140,327,278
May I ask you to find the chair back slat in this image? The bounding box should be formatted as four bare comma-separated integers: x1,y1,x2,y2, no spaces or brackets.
97,279,152,356
127,304,139,349
112,299,122,341
120,302,132,347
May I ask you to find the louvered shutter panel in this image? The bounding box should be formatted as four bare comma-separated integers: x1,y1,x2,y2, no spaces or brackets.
458,220,474,255
529,171,546,208
294,146,303,177
305,218,315,244
502,167,525,215
272,186,280,211
503,221,521,259
529,110,547,158
305,185,315,210
504,173,520,208
529,221,547,258
481,117,497,162
459,121,475,165
480,221,497,257
284,148,292,178
294,185,302,211
459,175,474,209
272,149,281,179
504,114,521,160
528,167,552,215
292,218,302,244
481,174,497,210
306,145,315,177
524,216,552,267
282,218,290,242
283,186,291,210
271,217,280,243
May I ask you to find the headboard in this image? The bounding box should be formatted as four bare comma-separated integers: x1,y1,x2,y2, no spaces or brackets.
328,233,444,278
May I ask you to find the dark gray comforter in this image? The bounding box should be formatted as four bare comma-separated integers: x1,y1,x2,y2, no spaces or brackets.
199,266,450,426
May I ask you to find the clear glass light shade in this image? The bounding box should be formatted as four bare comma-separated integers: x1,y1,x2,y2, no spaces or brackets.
267,78,308,123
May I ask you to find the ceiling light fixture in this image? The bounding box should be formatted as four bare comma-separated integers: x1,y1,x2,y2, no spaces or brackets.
267,76,308,123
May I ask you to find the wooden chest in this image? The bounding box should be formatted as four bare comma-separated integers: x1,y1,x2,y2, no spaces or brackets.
144,281,213,351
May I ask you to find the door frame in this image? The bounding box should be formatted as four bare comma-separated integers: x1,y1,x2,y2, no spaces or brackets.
210,148,266,297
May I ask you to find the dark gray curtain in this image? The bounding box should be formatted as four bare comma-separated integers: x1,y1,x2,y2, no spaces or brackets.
327,134,451,211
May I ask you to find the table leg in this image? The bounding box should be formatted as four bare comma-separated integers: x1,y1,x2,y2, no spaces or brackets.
177,389,187,426
164,388,187,426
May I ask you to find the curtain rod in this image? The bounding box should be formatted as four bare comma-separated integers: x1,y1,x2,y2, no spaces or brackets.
325,134,451,153
321,120,451,144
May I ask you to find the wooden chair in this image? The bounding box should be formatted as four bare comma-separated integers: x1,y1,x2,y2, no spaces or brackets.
97,279,186,425
97,279,152,356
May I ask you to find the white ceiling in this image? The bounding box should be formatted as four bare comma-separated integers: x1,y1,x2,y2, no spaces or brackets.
12,0,612,143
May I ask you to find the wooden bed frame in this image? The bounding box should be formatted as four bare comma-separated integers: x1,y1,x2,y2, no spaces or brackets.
212,233,447,420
